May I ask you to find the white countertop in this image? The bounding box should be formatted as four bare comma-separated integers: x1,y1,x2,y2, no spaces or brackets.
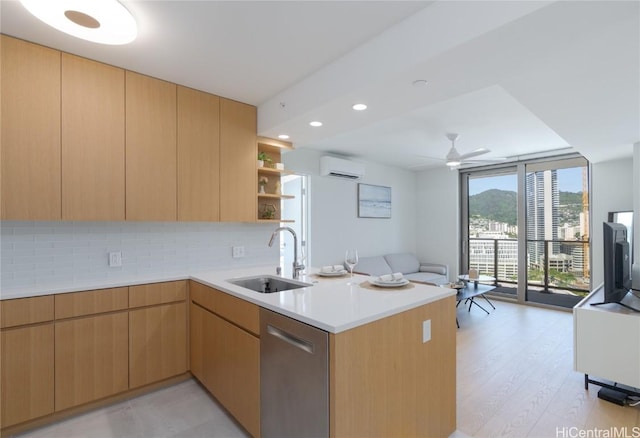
193,267,455,333
1,266,455,334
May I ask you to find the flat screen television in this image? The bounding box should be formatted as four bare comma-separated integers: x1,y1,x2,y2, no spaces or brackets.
591,222,638,312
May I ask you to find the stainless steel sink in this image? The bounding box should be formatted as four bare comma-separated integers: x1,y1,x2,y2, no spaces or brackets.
227,275,311,293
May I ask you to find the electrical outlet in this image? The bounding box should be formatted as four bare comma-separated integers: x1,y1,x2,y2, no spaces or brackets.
422,320,431,343
109,251,122,267
232,246,245,258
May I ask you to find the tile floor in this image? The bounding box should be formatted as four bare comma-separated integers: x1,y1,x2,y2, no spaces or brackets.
16,380,248,438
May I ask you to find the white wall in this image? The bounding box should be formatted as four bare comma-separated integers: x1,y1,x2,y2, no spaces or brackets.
634,142,640,288
415,167,459,282
0,221,278,294
591,158,634,286
283,149,417,266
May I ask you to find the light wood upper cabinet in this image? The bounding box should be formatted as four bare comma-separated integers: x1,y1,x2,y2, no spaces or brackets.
62,54,125,221
1,324,55,428
219,98,257,222
54,312,129,411
1,35,61,220
125,71,177,221
177,86,220,221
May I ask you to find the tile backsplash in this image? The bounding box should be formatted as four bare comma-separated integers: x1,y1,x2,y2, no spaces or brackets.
1,221,278,293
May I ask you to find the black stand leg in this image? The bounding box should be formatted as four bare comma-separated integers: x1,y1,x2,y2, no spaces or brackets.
584,374,589,390
467,298,490,314
480,294,496,310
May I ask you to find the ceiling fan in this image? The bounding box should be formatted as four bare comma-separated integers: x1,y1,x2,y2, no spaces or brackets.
443,133,494,167
410,133,506,170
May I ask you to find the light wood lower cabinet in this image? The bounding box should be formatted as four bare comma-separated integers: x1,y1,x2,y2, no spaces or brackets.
190,302,260,438
54,312,129,411
329,296,456,437
189,281,260,437
129,302,187,388
0,325,55,428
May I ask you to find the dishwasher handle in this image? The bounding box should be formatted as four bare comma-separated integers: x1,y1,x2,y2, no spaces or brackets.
266,324,315,354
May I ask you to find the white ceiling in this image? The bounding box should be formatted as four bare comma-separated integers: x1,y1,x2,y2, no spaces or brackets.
2,0,638,169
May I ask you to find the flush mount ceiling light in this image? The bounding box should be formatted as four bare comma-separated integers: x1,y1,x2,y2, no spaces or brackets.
278,134,290,140
412,79,429,88
309,121,323,127
352,103,367,111
20,0,137,45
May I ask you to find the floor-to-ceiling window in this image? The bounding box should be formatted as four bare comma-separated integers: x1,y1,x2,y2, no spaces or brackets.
461,155,590,309
461,168,519,298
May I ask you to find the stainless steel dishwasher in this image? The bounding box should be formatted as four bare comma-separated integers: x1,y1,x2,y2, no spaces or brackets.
260,308,328,438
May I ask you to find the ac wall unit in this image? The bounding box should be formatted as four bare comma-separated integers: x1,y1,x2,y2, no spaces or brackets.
320,156,365,180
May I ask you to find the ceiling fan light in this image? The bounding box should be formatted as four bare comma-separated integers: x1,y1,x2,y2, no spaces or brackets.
20,0,137,45
446,160,461,167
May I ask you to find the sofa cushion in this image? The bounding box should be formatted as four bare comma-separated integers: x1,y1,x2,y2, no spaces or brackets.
353,256,393,276
420,264,447,275
384,253,420,275
405,272,448,286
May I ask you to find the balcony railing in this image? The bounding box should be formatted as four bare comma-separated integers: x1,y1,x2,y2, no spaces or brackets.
468,238,590,295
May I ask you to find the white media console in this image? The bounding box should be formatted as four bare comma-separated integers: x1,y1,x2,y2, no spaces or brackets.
574,285,640,390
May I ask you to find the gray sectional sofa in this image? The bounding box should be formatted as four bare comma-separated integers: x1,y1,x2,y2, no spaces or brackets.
353,253,449,285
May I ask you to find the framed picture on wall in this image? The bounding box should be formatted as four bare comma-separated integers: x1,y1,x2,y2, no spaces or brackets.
358,183,391,218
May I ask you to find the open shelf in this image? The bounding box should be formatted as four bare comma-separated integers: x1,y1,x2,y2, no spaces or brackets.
257,137,296,223
258,167,293,176
257,193,295,199
257,219,295,224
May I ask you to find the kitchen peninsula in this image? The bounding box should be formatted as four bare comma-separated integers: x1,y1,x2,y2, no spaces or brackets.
1,268,456,437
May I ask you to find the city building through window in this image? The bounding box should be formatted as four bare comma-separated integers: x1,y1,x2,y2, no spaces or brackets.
460,156,590,309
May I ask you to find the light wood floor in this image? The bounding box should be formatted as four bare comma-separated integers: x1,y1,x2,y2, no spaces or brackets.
15,300,640,438
456,297,640,437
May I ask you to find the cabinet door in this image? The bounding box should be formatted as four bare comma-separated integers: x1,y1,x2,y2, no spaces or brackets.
1,325,54,427
1,35,61,220
189,302,216,389
177,86,220,221
207,310,260,437
125,71,177,221
129,302,187,388
62,54,125,220
55,312,129,411
219,98,257,222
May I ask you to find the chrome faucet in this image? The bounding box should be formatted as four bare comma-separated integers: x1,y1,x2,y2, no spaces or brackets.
268,226,305,279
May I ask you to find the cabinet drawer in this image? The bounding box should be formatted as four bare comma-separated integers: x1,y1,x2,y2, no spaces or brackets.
129,280,187,308
190,281,259,336
55,287,128,319
0,295,54,328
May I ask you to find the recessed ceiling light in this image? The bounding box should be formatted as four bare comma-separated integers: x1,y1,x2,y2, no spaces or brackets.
20,0,137,45
352,103,367,111
309,121,323,127
278,134,290,140
412,79,429,88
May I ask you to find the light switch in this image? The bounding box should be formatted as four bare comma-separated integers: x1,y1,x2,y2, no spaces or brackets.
422,320,431,343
